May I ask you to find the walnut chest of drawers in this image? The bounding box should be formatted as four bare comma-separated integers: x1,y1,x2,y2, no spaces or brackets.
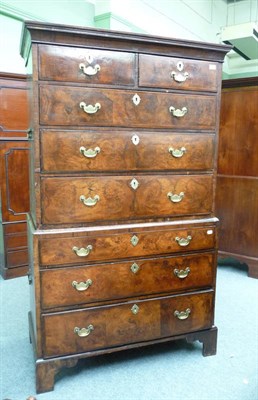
20,21,229,393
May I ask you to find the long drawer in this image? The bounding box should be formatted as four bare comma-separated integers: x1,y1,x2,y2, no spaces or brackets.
39,86,216,130
42,291,214,357
41,174,213,224
39,225,216,266
41,129,215,173
41,252,215,309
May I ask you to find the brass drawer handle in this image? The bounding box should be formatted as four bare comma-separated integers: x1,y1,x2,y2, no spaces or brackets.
169,106,188,118
171,71,189,83
80,146,101,158
168,147,186,158
80,102,101,114
175,235,192,247
174,308,191,320
80,194,100,207
167,192,184,203
72,279,93,291
79,62,100,76
72,245,93,257
74,324,94,337
174,267,191,279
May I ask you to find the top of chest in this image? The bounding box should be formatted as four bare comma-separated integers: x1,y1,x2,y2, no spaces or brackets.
20,21,229,90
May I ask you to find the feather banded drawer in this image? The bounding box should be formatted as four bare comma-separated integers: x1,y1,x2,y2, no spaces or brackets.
20,21,230,393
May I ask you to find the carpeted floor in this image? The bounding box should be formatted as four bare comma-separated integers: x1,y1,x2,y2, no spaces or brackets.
0,264,257,400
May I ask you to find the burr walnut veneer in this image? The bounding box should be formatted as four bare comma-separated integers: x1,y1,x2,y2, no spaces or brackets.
20,21,229,393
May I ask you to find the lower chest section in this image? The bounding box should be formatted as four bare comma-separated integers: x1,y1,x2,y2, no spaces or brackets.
33,219,217,358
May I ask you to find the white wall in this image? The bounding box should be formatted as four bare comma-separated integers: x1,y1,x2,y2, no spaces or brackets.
0,0,95,74
227,0,258,25
95,0,228,43
0,16,26,74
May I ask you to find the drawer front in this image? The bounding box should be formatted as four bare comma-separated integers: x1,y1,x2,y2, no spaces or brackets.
41,129,215,173
5,232,27,249
41,253,215,309
39,86,216,130
39,45,136,86
41,174,213,224
139,54,218,92
39,225,216,266
7,248,28,268
42,291,214,357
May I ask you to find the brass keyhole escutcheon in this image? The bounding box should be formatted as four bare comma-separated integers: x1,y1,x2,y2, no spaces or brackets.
177,61,184,71
130,178,139,190
132,93,141,106
131,304,139,315
132,134,140,146
131,263,140,274
131,235,139,246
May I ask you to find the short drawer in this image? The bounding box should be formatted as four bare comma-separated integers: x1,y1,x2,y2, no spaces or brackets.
41,129,215,173
41,252,215,309
41,174,213,224
39,85,216,130
39,225,217,266
42,291,214,357
38,45,136,86
139,54,218,92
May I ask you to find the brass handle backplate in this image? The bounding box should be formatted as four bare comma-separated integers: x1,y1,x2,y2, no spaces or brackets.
80,146,100,158
74,324,94,337
168,147,186,158
72,279,93,291
167,192,185,203
174,308,191,320
80,102,101,114
72,245,93,257
171,71,189,83
80,194,100,207
175,235,192,247
169,106,188,118
79,62,100,76
174,267,191,279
